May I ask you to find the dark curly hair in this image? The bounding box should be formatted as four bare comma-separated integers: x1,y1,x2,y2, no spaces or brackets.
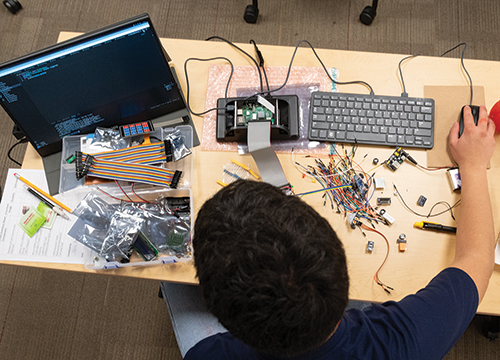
193,180,349,356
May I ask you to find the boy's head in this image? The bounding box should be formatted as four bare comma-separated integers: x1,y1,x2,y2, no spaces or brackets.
193,180,349,356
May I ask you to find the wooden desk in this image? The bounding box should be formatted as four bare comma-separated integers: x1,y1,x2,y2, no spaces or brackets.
11,34,500,315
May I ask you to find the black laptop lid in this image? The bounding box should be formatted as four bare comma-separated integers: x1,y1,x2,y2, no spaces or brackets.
0,13,188,157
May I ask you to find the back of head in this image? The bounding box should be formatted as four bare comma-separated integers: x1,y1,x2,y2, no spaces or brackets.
193,180,349,356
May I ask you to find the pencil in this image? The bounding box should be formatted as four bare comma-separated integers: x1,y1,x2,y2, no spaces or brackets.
14,173,73,213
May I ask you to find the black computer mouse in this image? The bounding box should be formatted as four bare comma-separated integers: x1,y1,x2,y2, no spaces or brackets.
459,105,480,138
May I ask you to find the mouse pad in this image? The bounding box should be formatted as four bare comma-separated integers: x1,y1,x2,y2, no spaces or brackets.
424,85,488,168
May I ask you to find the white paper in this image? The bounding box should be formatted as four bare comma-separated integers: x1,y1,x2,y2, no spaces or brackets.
0,169,89,264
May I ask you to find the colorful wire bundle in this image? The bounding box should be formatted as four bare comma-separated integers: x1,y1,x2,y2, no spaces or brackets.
294,144,385,226
82,155,181,188
88,141,169,164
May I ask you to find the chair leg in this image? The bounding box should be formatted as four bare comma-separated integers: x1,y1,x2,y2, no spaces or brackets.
481,315,500,341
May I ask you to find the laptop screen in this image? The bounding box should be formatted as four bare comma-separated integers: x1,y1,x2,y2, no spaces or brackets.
0,14,186,157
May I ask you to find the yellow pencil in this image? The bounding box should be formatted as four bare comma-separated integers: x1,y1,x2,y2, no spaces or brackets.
14,173,73,213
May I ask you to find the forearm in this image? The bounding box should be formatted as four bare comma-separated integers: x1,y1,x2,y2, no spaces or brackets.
450,167,495,301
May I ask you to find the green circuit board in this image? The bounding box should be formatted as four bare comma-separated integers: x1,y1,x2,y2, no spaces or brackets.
240,104,275,125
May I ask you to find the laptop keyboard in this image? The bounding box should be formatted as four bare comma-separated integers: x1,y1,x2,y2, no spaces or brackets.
308,91,435,149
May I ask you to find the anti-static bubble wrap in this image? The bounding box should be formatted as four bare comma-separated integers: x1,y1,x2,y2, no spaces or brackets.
201,65,338,154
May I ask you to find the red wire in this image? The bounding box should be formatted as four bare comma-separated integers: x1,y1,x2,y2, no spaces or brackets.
416,164,453,171
114,180,134,202
361,224,394,293
130,183,151,203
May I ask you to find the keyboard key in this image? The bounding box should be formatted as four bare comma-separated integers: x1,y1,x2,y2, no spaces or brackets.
346,132,386,142
313,114,326,121
418,121,432,129
421,106,432,114
414,129,432,137
312,122,329,129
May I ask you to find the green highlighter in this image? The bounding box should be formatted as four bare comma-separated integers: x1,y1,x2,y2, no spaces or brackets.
18,206,46,237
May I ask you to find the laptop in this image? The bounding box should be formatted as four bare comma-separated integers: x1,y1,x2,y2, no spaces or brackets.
0,13,199,195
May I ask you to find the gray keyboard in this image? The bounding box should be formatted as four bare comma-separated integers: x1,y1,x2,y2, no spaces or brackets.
308,91,435,149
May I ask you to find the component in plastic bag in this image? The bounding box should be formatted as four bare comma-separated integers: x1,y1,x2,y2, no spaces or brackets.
68,193,145,262
72,192,116,229
91,127,130,150
164,129,192,162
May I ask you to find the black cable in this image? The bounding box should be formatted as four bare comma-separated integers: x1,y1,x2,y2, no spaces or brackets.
206,36,264,94
184,57,234,116
250,39,270,95
247,39,374,99
7,137,28,166
398,54,419,97
440,43,473,106
393,183,461,219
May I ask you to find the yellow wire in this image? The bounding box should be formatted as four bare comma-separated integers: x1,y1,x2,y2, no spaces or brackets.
230,159,260,179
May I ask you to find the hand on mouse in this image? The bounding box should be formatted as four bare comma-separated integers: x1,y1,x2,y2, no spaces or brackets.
449,105,496,172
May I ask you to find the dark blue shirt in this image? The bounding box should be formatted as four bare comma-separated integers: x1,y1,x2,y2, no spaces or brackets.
184,267,478,360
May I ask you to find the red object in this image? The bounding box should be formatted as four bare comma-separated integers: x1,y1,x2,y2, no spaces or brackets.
489,100,500,133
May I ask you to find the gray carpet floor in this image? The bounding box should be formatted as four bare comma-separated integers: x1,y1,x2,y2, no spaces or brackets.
1,0,500,359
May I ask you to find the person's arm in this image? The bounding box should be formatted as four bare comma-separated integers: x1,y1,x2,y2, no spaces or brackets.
448,105,496,302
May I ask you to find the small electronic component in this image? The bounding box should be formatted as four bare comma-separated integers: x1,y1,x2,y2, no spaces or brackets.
347,213,358,229
374,178,385,189
385,147,418,171
377,197,391,205
417,195,427,207
447,168,461,191
372,158,379,165
132,231,159,261
366,240,375,252
119,121,154,138
353,174,368,198
66,154,76,164
397,233,407,252
379,209,395,224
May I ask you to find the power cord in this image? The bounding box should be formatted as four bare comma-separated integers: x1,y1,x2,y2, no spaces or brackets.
206,36,265,94
183,56,234,116
249,39,270,95
7,137,28,166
